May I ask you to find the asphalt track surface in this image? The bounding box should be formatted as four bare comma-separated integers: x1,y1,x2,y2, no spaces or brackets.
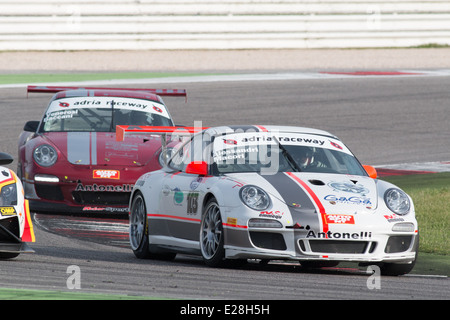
0,73,449,300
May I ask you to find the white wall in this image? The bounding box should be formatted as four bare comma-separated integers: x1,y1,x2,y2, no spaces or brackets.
1,0,449,50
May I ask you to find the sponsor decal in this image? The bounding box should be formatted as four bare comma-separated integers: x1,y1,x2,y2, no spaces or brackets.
307,230,372,239
0,206,17,216
223,138,237,145
325,214,355,224
329,140,343,150
223,217,247,229
324,194,372,206
48,97,170,119
241,135,325,146
189,177,203,190
327,182,369,195
383,213,405,223
186,192,199,215
46,109,78,122
213,147,258,162
173,188,184,205
75,181,133,192
93,169,120,180
259,210,284,219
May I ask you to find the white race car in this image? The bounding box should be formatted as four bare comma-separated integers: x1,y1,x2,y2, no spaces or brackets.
0,152,35,259
118,125,418,276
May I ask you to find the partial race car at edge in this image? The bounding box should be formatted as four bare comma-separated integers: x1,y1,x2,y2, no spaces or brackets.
0,152,35,259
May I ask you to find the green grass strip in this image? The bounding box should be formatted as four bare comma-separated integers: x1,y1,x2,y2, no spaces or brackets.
0,72,222,85
0,287,163,300
381,172,450,256
380,172,449,276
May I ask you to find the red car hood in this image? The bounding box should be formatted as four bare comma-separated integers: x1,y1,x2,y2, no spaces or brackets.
42,132,161,166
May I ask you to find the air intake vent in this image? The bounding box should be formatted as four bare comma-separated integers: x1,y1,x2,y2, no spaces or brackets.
308,180,325,186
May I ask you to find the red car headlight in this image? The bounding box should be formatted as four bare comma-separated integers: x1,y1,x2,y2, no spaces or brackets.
33,144,58,167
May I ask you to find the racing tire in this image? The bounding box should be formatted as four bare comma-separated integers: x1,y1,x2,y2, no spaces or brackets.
380,233,419,276
380,261,416,276
200,198,227,268
0,252,20,259
129,192,176,261
129,192,152,259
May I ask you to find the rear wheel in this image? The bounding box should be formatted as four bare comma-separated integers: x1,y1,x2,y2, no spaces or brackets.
129,192,151,259
129,192,176,260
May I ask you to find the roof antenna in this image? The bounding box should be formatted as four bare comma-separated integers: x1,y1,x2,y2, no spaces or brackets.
109,100,115,132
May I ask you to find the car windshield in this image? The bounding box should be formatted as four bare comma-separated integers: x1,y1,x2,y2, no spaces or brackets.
40,96,173,132
210,131,367,176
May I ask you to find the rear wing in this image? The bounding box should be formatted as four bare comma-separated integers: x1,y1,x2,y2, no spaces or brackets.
27,85,187,98
116,125,208,142
116,125,209,165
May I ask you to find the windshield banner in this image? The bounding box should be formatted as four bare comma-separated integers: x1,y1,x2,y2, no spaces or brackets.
47,96,170,119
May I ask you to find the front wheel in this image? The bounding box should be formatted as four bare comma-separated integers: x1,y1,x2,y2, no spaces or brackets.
380,233,419,276
200,199,227,267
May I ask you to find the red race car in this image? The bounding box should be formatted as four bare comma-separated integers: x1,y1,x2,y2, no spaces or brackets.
18,86,186,215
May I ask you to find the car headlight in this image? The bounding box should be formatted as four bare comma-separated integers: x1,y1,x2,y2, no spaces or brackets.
239,185,270,211
0,183,17,206
33,144,58,167
384,188,410,215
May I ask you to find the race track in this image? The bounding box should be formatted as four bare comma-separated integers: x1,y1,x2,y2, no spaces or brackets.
0,73,449,300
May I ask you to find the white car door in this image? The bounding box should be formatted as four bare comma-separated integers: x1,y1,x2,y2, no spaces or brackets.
159,136,209,244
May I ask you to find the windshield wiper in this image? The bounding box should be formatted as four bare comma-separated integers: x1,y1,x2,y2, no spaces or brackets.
273,136,301,172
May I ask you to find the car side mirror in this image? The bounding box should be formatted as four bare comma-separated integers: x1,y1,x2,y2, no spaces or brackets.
185,161,208,176
24,121,40,132
363,165,377,179
0,152,14,165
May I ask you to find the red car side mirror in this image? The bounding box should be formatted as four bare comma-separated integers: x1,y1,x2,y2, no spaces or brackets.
185,161,208,176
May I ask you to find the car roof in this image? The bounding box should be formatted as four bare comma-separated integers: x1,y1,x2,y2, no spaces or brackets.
204,125,338,139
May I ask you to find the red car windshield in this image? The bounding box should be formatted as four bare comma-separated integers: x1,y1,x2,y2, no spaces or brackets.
40,97,173,132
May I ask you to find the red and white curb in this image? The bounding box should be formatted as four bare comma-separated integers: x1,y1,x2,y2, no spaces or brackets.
376,161,450,177
3,69,450,89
